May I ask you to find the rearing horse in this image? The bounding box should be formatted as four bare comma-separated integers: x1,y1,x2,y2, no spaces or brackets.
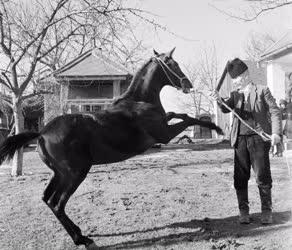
0,48,223,246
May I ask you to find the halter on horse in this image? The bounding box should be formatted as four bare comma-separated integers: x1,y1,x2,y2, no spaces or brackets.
0,48,223,246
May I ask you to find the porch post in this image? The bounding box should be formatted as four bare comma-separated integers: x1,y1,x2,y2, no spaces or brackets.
113,80,121,97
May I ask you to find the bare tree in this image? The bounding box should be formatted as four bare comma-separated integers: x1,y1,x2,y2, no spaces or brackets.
244,31,277,60
194,45,219,115
0,0,160,176
180,45,220,118
210,0,292,21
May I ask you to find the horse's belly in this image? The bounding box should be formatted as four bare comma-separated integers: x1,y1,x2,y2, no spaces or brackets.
92,150,136,164
90,135,155,164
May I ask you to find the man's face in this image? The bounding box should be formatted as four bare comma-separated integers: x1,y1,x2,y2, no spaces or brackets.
232,71,249,91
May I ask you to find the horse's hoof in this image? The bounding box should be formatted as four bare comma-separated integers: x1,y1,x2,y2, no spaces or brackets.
86,242,99,250
74,235,94,246
216,127,224,135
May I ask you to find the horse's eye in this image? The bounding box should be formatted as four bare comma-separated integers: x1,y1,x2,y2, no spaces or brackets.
165,57,172,65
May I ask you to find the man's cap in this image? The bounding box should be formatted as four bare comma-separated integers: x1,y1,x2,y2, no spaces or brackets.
227,58,248,79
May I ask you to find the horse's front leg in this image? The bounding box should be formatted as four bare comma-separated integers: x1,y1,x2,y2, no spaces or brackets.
156,114,223,144
165,112,189,122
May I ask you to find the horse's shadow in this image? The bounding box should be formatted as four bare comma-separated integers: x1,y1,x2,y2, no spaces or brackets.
145,141,232,155
86,210,291,250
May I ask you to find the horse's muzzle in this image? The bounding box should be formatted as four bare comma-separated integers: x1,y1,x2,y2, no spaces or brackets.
181,78,192,93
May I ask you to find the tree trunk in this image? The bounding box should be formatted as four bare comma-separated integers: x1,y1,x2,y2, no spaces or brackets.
11,97,24,176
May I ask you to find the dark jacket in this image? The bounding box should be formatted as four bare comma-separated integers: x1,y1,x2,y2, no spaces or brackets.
284,102,292,139
218,84,282,147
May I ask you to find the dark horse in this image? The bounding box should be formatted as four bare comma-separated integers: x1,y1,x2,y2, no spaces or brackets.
0,48,223,246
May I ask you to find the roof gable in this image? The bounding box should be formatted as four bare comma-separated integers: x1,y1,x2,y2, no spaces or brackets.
54,49,132,78
260,30,292,61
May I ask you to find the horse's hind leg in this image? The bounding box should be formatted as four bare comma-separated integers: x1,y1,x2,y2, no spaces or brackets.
51,171,93,246
38,148,60,203
42,166,92,246
38,139,93,246
42,171,60,203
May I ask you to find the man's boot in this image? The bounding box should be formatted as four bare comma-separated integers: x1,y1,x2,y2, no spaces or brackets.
259,186,273,224
236,189,250,224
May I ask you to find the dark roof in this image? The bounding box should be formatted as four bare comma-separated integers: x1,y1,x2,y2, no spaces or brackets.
260,30,292,61
54,48,132,78
244,60,267,85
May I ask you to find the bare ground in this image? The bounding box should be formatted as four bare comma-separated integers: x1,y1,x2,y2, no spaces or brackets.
0,139,291,250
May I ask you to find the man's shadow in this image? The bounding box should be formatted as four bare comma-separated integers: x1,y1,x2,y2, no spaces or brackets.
85,210,291,250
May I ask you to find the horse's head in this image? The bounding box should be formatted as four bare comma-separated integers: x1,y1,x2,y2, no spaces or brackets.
153,48,192,93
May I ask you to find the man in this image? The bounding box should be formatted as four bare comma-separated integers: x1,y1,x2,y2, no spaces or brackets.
286,72,292,103
284,73,292,139
211,58,282,224
271,99,287,157
284,100,292,139
279,99,287,120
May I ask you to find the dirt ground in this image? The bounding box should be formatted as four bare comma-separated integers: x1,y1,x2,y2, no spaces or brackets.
0,139,291,250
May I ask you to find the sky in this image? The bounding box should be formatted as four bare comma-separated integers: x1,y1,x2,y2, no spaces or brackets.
138,0,292,65
132,0,292,112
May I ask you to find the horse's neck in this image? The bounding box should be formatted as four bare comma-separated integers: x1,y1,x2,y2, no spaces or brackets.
119,62,165,108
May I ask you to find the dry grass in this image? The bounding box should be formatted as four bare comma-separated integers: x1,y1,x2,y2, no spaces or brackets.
0,140,291,250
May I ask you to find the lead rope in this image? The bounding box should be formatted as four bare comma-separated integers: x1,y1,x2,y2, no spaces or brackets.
219,100,272,141
222,99,292,177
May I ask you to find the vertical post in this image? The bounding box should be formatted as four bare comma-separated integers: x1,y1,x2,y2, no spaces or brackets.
113,80,121,97
11,96,24,176
267,62,285,103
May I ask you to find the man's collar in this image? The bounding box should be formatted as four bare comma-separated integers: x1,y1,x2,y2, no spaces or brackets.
238,82,253,94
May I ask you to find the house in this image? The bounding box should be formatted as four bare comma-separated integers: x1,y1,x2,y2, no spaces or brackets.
259,29,292,103
259,30,292,144
44,48,132,124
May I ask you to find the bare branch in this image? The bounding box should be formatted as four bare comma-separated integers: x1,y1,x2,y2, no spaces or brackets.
210,1,292,21
19,0,71,94
0,76,11,89
21,90,54,101
0,11,12,58
244,31,276,60
0,72,13,89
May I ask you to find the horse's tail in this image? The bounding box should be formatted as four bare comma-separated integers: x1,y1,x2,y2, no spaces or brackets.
0,132,40,165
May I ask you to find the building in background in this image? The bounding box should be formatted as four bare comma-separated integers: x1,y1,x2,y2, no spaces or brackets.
259,29,292,103
259,30,292,146
44,48,132,124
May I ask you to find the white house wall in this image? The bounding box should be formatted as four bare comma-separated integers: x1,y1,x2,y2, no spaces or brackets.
267,62,286,103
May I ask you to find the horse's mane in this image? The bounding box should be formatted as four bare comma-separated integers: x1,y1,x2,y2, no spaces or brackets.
113,59,153,104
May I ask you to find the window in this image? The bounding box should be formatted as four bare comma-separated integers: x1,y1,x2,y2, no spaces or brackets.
92,105,102,112
84,105,91,112
82,105,103,113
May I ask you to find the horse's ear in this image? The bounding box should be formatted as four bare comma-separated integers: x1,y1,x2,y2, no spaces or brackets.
169,47,176,57
153,49,159,56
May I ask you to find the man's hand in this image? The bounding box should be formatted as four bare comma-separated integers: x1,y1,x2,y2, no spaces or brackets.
271,134,281,146
209,90,222,104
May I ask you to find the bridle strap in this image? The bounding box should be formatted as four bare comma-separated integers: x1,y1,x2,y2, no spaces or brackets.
153,57,187,89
